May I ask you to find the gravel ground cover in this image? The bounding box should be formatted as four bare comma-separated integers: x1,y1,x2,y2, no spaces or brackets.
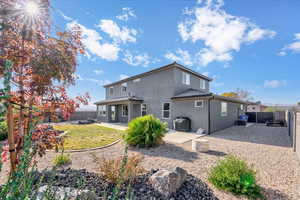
1,124,299,199
36,168,218,200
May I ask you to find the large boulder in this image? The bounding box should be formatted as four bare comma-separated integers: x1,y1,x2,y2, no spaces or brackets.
149,167,187,198
36,185,96,200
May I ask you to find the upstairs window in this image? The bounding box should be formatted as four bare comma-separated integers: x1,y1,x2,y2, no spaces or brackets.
221,102,227,117
195,100,203,108
182,72,190,85
109,87,113,95
98,105,106,116
200,79,206,90
121,83,127,93
122,105,128,117
162,102,171,119
141,104,147,116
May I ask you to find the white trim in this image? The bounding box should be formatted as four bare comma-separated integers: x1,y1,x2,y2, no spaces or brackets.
98,105,106,117
122,105,128,117
194,100,204,108
133,78,141,82
109,87,114,95
221,102,228,117
141,103,147,116
200,79,206,90
162,102,171,119
182,72,190,85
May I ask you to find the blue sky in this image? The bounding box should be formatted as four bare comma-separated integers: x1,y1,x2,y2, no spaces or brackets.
51,0,300,107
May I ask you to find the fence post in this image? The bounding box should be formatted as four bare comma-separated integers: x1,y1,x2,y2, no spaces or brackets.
294,112,297,152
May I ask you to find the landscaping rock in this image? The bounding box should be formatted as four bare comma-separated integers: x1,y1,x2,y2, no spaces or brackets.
36,185,97,200
36,168,218,200
149,167,187,198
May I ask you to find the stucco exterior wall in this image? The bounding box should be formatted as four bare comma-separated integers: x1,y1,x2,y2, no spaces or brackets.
173,68,209,95
210,100,245,133
172,99,209,132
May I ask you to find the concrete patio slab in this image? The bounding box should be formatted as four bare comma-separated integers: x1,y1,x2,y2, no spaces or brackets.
163,130,206,144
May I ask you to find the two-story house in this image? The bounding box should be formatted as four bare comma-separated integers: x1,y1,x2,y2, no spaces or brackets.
95,62,248,134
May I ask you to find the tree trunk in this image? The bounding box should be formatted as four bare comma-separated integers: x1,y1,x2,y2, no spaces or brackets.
7,103,17,174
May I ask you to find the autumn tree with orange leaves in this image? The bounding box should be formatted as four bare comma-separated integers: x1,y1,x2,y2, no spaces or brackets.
0,0,89,173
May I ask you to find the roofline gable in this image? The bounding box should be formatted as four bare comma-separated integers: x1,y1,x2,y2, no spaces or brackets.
103,62,213,88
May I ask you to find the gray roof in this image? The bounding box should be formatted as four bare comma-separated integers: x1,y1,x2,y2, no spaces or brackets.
94,96,143,105
103,62,213,88
172,89,212,99
172,89,250,104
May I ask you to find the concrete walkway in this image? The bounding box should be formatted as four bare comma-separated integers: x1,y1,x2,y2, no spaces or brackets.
97,122,128,131
163,130,205,144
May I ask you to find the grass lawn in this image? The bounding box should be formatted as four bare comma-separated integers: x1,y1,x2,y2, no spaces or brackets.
53,124,123,150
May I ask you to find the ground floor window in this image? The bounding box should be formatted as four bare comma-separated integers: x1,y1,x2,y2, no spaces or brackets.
194,100,203,108
141,104,147,116
221,102,227,116
98,105,106,116
122,105,128,117
162,102,171,119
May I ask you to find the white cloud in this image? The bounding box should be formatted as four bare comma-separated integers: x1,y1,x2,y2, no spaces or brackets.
86,78,111,86
178,0,276,66
264,80,287,88
279,33,300,55
67,21,120,61
119,74,129,80
93,69,103,75
98,19,138,44
165,49,193,66
122,50,157,67
58,10,73,21
116,7,136,21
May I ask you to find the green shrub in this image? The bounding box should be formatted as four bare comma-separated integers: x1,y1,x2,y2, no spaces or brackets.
123,115,167,148
208,155,262,199
53,154,71,166
0,121,8,141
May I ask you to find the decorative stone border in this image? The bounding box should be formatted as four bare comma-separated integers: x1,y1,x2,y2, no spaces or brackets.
62,139,121,153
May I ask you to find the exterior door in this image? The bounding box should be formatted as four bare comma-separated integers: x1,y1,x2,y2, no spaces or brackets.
111,105,116,122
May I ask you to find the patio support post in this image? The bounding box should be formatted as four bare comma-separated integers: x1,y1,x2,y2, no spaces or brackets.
128,102,131,123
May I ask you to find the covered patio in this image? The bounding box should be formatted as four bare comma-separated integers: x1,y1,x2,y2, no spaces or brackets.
95,97,143,123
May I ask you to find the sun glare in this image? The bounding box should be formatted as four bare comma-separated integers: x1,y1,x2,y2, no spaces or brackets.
25,1,39,16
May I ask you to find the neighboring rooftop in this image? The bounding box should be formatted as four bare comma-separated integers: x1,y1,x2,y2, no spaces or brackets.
103,62,213,88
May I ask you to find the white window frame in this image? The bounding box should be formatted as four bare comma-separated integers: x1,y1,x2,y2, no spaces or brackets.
141,104,147,116
121,83,127,93
200,79,206,90
221,102,228,117
240,104,244,110
162,102,171,119
194,100,204,108
122,105,128,117
109,87,114,95
98,105,106,117
182,72,190,85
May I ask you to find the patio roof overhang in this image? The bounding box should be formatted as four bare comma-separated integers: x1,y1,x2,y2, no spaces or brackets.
94,97,143,105
171,89,251,105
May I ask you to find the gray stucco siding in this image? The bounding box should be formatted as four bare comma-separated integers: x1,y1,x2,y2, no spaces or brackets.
173,68,209,95
209,100,244,133
172,99,209,132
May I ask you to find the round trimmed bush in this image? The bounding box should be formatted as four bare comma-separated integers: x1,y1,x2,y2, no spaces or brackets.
208,155,262,199
123,115,167,148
